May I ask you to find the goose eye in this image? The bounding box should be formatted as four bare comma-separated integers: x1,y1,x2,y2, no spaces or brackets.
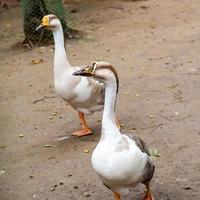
84,67,90,72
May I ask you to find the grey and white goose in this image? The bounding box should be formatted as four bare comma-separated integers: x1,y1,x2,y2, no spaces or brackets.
73,62,155,200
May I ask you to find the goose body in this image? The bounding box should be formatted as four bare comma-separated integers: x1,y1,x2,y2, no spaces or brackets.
37,15,106,136
52,26,104,114
73,62,155,200
92,135,149,187
54,65,104,115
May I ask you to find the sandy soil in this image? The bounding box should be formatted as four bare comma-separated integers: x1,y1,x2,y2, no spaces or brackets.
0,0,200,199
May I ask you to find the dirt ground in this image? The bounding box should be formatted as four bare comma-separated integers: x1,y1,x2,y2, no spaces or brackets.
0,0,200,199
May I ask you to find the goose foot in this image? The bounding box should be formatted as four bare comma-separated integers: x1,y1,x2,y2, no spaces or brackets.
143,193,155,200
143,182,155,200
72,112,92,137
72,129,92,137
114,192,121,200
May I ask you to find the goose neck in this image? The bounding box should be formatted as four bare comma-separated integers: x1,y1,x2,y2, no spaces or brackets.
101,80,120,140
52,25,71,70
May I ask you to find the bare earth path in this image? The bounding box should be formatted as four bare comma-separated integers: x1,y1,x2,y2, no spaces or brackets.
0,0,200,199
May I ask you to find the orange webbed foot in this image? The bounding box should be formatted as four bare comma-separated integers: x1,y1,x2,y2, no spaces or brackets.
143,193,155,200
114,192,121,200
72,129,92,137
143,182,155,200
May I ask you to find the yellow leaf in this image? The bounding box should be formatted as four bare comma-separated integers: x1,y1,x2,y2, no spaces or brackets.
84,149,90,153
31,58,43,65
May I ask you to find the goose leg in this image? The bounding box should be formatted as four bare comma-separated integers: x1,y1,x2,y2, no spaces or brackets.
72,112,92,137
114,192,121,200
142,182,155,200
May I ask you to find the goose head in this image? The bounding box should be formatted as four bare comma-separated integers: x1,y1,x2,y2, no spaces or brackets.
73,61,119,92
36,14,61,31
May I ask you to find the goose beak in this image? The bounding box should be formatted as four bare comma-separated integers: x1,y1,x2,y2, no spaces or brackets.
73,68,94,77
35,16,50,31
35,24,44,31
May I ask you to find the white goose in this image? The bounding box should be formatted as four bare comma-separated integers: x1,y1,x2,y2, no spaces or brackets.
36,14,109,136
73,62,155,200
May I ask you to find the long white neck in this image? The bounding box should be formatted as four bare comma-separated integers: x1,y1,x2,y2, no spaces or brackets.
52,24,72,77
101,79,121,141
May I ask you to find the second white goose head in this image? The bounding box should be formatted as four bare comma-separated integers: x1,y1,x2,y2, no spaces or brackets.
73,61,119,91
36,14,61,32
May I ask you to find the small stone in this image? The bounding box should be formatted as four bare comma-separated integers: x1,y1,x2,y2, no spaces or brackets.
183,186,191,190
19,134,24,138
84,149,90,153
131,128,136,132
120,123,124,127
84,192,90,197
0,170,5,176
73,186,78,189
150,115,154,119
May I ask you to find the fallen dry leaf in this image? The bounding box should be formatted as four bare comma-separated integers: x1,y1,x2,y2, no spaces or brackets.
150,149,161,157
44,144,54,147
19,134,24,138
31,58,43,65
84,149,90,153
120,123,124,127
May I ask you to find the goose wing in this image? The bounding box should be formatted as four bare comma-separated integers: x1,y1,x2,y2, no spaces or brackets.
126,133,155,184
126,133,150,156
